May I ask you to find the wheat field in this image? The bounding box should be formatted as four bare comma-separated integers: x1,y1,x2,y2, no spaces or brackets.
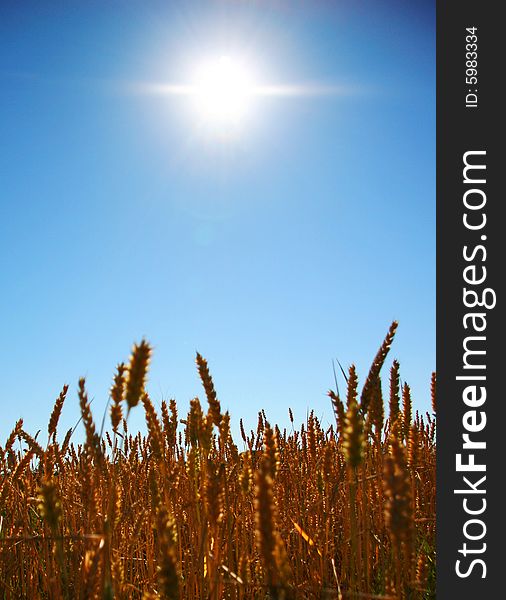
0,322,435,599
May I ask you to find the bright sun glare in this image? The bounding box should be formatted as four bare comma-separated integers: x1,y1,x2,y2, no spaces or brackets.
134,54,344,137
191,56,255,125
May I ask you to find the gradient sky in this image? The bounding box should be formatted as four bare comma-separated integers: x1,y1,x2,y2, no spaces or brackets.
0,0,435,444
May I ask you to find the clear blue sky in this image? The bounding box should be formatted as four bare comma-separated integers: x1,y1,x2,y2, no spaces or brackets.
0,1,435,443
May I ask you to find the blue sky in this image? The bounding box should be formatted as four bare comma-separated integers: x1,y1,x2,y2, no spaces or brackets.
0,1,435,443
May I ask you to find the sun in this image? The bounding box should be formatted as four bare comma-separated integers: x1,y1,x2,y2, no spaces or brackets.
133,55,345,138
191,56,255,125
